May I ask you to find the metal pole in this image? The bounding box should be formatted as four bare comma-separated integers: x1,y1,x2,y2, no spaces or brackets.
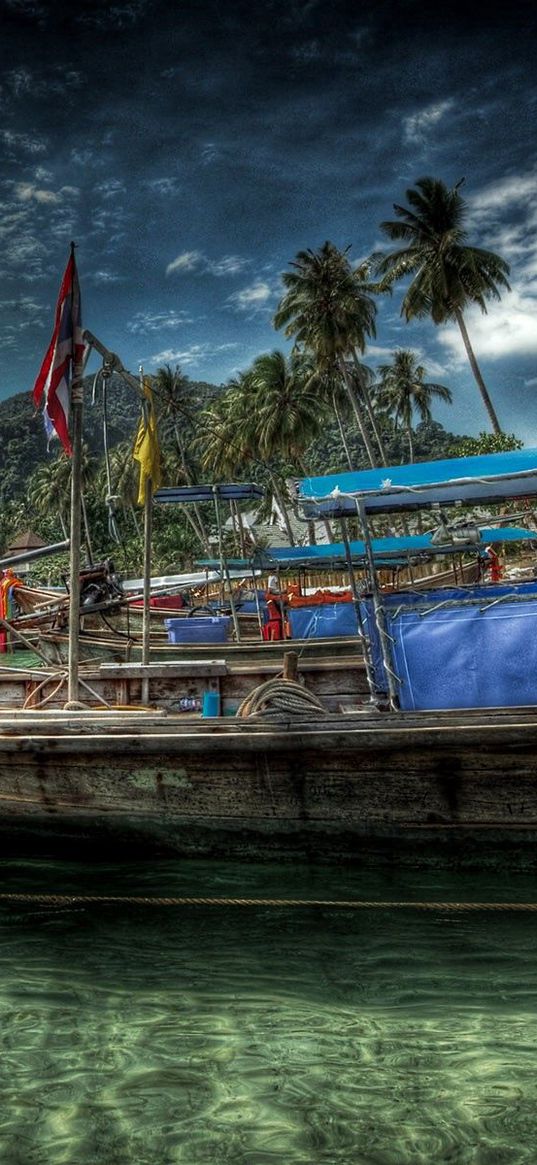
213,487,241,642
250,563,264,638
356,499,399,710
66,246,84,711
340,517,378,704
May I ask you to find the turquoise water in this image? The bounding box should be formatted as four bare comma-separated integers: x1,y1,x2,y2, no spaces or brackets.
0,860,536,1164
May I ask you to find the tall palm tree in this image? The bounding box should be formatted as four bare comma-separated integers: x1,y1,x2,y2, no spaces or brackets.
248,350,336,542
274,242,386,466
196,372,299,545
375,177,510,434
376,350,453,462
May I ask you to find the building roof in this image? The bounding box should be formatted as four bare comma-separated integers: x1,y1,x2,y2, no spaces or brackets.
4,530,46,553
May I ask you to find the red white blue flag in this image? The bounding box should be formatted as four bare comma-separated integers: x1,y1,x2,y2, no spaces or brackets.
32,251,84,455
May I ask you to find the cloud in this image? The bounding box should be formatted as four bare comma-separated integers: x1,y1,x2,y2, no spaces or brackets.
145,177,181,196
14,184,60,205
71,148,104,168
200,142,222,166
166,251,202,276
166,250,250,277
5,67,33,97
86,269,125,285
146,342,239,368
77,0,149,29
95,178,126,199
438,287,537,363
0,129,46,155
469,172,537,216
127,310,192,334
403,99,454,144
226,279,276,313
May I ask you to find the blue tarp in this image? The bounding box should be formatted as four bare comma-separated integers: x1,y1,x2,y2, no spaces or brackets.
363,581,537,710
298,449,537,514
287,602,359,639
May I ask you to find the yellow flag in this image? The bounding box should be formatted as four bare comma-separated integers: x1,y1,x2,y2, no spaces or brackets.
133,381,161,505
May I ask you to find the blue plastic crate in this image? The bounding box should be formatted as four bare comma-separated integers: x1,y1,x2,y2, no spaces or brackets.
165,616,231,644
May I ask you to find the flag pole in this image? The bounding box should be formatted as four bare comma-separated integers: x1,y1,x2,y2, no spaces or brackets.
66,242,84,709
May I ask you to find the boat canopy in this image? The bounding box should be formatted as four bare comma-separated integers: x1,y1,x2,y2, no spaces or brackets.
195,527,537,572
154,483,264,504
298,449,537,515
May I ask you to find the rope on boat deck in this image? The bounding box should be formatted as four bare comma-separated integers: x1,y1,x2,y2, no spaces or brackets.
0,894,536,911
236,678,329,721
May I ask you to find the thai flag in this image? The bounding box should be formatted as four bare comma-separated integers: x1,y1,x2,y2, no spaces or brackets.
32,251,84,455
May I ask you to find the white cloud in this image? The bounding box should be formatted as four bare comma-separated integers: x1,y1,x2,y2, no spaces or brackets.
86,269,125,285
166,250,203,276
145,177,181,196
146,342,239,368
469,172,537,216
403,99,454,144
14,184,59,205
0,129,46,155
438,287,537,363
226,280,275,313
127,310,192,334
95,178,126,199
166,250,250,278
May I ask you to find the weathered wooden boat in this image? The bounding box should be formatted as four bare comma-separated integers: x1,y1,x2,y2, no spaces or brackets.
2,449,537,867
1,704,537,867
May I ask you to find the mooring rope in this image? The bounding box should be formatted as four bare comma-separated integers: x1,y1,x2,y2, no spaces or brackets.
0,894,536,911
237,678,329,720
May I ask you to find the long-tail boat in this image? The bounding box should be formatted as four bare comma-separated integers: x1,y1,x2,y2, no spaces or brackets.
2,449,537,867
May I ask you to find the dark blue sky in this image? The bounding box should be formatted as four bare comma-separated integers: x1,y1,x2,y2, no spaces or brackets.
1,0,536,440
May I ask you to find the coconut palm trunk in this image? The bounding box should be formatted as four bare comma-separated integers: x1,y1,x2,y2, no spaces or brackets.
454,309,502,435
267,469,296,546
338,357,378,467
332,392,354,470
351,353,388,465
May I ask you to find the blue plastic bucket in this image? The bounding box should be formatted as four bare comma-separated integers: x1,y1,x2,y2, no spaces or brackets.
202,690,220,717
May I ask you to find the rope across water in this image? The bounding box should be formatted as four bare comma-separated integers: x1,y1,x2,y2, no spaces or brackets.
0,894,535,911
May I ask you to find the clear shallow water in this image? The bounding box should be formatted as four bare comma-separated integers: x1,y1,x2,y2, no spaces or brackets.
0,860,536,1164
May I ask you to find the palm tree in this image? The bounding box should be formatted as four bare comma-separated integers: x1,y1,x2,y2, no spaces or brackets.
28,446,96,556
274,242,386,466
248,349,336,542
196,371,299,546
376,350,453,462
28,458,71,538
97,441,142,537
375,177,510,434
153,364,209,550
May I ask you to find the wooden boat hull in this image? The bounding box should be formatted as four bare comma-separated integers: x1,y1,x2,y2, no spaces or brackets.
1,708,537,867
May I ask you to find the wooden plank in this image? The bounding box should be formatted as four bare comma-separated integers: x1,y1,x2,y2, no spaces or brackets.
98,661,229,678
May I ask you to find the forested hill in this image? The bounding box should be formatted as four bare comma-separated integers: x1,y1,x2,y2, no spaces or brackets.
0,374,218,502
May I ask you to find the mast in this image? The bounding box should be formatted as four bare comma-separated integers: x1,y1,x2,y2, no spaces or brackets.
66,242,84,709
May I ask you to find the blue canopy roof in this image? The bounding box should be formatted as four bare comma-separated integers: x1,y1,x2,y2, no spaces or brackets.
154,483,264,504
197,528,537,571
258,526,537,567
298,449,537,515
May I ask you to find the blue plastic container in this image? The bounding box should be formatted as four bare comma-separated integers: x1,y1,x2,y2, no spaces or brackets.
202,690,220,717
165,616,231,644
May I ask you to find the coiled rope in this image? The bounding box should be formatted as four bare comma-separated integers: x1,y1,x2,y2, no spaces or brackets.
237,678,329,721
0,894,535,911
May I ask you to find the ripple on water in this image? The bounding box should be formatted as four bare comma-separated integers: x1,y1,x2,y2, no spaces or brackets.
0,863,536,1163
